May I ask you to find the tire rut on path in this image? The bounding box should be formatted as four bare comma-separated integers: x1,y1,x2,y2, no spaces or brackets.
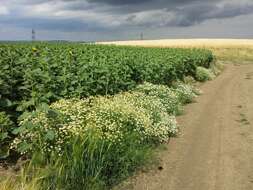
119,64,253,190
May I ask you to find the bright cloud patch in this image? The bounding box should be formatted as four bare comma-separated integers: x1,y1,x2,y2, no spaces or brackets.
0,5,9,15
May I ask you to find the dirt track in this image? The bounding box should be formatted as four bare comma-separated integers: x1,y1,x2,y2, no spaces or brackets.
120,64,253,190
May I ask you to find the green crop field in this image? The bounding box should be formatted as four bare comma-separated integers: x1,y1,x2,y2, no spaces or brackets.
0,42,215,190
0,42,213,126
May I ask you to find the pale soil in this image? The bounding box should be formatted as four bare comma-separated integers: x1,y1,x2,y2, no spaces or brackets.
117,63,253,190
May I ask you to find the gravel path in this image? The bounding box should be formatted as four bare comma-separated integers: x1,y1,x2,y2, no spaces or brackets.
120,64,253,190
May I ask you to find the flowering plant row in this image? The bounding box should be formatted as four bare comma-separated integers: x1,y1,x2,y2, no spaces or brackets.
12,82,197,156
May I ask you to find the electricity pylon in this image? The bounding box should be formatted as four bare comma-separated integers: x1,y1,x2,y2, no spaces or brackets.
32,29,36,41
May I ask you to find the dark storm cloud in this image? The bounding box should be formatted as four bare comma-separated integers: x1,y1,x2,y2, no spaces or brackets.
49,0,253,27
0,0,253,40
87,0,152,5
120,1,253,27
171,2,253,27
86,0,200,6
68,0,205,14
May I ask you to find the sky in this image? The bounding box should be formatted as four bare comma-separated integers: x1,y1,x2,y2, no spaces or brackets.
0,0,253,41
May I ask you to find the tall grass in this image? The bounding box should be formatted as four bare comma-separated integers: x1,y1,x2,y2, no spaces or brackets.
1,123,155,190
0,83,200,190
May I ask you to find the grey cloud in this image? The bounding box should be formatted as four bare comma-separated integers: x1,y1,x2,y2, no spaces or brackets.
0,16,106,32
0,0,253,41
87,0,152,5
123,2,253,27
86,0,200,6
174,2,253,26
48,0,253,27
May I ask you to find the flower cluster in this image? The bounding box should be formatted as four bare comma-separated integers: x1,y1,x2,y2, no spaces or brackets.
12,99,90,155
112,92,178,142
172,82,198,104
135,82,182,115
12,83,198,156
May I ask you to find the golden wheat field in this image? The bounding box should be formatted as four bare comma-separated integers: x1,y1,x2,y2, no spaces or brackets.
98,39,253,62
